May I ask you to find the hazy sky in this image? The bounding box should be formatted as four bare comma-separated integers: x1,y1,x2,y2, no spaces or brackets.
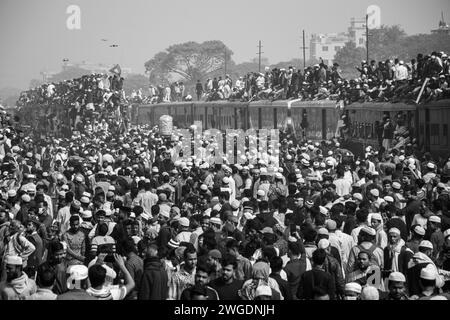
1,0,449,90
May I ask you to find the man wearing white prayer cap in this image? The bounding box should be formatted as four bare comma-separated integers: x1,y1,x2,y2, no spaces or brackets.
0,255,37,300
370,213,387,249
346,226,383,274
406,239,445,296
409,265,439,300
385,227,414,276
386,272,408,300
343,282,361,300
360,286,379,300
405,225,425,253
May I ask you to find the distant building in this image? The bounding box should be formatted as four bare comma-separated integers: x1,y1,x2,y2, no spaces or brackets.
348,18,367,48
431,11,450,35
309,33,348,66
310,17,368,65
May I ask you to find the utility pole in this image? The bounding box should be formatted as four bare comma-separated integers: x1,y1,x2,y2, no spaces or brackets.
256,40,264,73
300,30,309,69
365,14,369,63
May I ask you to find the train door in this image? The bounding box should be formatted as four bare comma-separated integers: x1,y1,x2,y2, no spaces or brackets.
221,106,234,130
276,105,288,129
261,107,274,129
248,106,259,129
326,107,339,140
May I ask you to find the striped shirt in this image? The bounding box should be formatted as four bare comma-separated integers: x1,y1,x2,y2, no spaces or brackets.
167,266,196,300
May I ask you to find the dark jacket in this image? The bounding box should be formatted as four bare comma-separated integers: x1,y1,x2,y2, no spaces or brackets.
284,255,307,299
297,267,336,300
383,245,414,277
406,262,429,296
138,257,168,300
270,273,293,300
323,255,345,298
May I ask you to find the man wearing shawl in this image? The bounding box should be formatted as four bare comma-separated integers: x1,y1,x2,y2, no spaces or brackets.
238,261,283,300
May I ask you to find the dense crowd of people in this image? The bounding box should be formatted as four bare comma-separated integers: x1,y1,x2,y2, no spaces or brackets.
16,73,131,137
143,50,450,105
0,101,450,300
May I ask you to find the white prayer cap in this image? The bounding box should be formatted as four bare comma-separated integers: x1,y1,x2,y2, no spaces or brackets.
371,213,382,221
369,189,379,197
360,286,379,300
5,255,23,266
413,225,425,236
317,239,330,249
345,282,362,294
389,272,406,282
428,216,441,224
419,240,433,250
353,193,363,201
388,227,401,235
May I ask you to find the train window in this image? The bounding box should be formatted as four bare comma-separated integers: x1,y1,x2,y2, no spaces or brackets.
430,123,440,145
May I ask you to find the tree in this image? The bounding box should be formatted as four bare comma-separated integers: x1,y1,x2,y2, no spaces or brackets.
334,42,367,78
368,25,407,62
122,74,149,94
144,40,234,85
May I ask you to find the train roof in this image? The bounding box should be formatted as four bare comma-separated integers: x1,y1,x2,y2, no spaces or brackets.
134,98,450,110
248,99,337,108
420,99,450,108
345,102,417,111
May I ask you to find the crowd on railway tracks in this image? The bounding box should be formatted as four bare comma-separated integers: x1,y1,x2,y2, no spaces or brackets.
1,99,450,300
2,48,450,301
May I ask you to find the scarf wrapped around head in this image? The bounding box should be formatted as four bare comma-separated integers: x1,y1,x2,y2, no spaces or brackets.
239,262,271,300
252,261,270,281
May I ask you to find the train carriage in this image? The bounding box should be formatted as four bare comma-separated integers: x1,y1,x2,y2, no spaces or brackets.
132,98,450,158
343,102,418,156
418,99,450,156
289,100,339,141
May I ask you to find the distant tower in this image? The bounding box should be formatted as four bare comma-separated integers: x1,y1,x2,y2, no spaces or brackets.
431,11,450,35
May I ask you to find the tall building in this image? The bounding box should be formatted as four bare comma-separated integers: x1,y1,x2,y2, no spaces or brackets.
309,33,348,66
431,11,450,35
310,17,367,65
348,18,367,48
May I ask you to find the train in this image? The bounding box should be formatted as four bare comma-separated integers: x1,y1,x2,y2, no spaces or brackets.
132,98,450,158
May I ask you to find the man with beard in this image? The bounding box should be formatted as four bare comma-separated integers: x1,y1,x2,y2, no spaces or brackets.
0,256,37,300
346,250,382,290
180,263,219,300
226,239,252,281
210,254,244,300
38,241,68,294
62,215,86,267
167,247,197,300
138,244,168,300
383,228,414,281
406,240,445,296
383,271,409,300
